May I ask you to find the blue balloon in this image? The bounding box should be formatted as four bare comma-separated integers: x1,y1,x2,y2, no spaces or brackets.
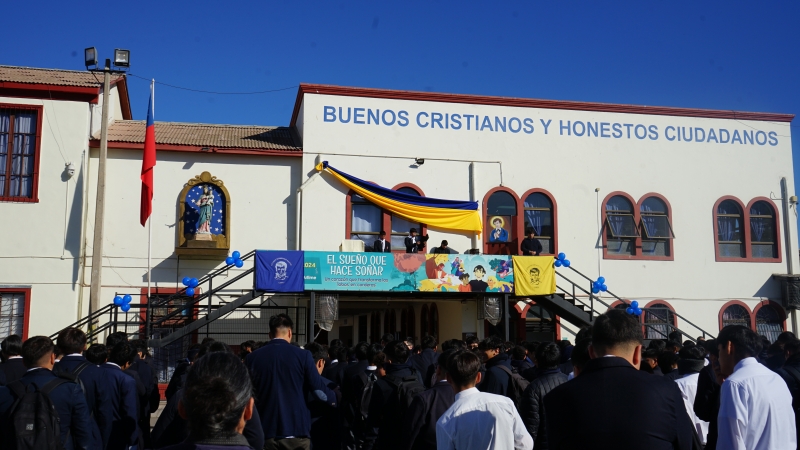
557,252,566,261
554,260,562,267
597,276,606,284
600,284,607,292
631,300,639,309
123,294,132,304
563,259,571,268
592,281,600,289
190,278,199,288
592,287,600,294
634,308,642,316
626,307,634,314
182,276,191,286
232,251,241,260
225,256,234,265
235,259,244,268
185,287,195,297
113,296,123,306
121,303,131,312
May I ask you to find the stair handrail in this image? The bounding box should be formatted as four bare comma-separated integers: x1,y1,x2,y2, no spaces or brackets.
49,304,115,340
146,250,257,310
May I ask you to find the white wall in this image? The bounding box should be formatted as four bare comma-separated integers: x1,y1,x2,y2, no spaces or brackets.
297,92,797,336
0,96,92,337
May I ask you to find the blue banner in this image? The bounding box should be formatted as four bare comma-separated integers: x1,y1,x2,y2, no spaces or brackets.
255,251,305,292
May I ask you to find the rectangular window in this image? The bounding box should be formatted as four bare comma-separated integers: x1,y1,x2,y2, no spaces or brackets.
750,215,777,259
0,290,26,337
0,106,41,201
350,196,382,246
640,214,674,257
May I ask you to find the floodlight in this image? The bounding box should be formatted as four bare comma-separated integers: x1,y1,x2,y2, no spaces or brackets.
415,158,425,165
84,47,98,68
114,49,130,68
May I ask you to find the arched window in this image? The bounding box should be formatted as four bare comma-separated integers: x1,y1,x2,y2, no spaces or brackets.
420,304,429,338
750,201,778,259
484,189,519,254
720,303,751,329
640,196,674,257
756,303,784,343
350,193,382,246
604,195,638,256
523,191,555,254
643,304,676,340
716,199,745,259
391,187,423,250
429,303,439,341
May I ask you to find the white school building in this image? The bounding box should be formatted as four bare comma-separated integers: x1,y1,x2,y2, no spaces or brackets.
1,65,797,374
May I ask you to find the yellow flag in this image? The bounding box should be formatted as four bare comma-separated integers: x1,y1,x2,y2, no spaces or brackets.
512,256,556,296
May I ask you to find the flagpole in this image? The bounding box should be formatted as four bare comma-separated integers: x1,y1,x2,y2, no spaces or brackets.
146,79,154,337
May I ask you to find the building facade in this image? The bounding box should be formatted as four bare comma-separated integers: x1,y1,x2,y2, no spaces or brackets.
0,66,796,355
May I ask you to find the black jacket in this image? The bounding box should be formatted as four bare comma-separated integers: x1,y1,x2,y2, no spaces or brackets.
544,356,694,450
0,357,26,385
511,358,534,375
404,234,428,253
776,354,800,449
323,360,350,387
309,375,342,450
693,363,719,450
400,381,455,450
54,355,113,449
521,237,543,256
520,368,568,450
165,360,190,401
410,349,438,388
479,353,512,397
364,363,417,450
373,239,391,253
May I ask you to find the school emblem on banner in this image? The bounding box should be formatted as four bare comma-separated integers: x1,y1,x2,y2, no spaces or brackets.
255,251,304,292
512,256,556,296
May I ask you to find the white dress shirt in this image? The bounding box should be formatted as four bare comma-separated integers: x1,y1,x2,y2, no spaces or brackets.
718,357,797,450
675,373,709,445
436,387,532,450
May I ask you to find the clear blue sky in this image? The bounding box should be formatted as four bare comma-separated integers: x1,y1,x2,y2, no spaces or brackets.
3,1,799,186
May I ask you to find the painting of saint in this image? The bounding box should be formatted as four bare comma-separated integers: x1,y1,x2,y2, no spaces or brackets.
195,185,214,235
488,216,509,242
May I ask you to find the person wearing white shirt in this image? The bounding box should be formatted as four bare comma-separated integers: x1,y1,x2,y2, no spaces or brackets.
436,349,532,450
673,346,709,445
717,325,796,450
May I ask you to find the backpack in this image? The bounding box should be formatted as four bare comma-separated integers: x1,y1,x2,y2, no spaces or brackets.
497,365,530,409
384,368,426,418
357,371,379,421
3,378,70,450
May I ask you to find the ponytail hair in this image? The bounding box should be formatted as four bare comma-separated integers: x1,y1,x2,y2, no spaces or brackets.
183,351,253,440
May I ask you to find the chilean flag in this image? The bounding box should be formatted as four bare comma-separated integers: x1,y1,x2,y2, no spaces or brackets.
140,81,156,226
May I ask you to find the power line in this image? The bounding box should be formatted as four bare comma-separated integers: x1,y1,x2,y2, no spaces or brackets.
127,73,297,95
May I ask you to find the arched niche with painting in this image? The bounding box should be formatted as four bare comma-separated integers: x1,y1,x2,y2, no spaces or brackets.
176,171,231,259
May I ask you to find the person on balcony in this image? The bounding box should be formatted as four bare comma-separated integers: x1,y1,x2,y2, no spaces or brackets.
405,228,429,253
521,228,543,256
373,231,391,253
433,240,451,254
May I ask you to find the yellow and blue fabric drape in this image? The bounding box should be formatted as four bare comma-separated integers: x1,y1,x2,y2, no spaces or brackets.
316,161,483,234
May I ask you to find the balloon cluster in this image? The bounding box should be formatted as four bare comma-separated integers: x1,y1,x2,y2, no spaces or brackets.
113,294,133,312
225,251,244,268
591,277,608,294
626,300,643,316
554,252,571,268
182,277,200,296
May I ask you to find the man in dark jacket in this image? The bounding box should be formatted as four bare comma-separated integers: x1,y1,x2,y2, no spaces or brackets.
55,327,113,449
520,342,568,450
1,336,94,450
245,314,336,450
102,342,141,450
478,336,513,398
0,334,25,385
306,342,342,450
364,340,424,450
341,341,374,450
520,227,543,256
776,338,800,447
322,342,349,387
511,345,534,375
401,350,456,450
410,335,438,387
544,310,694,450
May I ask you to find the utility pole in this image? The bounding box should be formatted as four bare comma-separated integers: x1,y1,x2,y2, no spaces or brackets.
89,59,112,317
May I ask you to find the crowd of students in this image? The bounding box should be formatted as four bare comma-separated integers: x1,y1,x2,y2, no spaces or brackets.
1,309,799,449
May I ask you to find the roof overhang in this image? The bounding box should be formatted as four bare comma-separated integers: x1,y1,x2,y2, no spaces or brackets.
88,139,301,157
0,76,132,120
